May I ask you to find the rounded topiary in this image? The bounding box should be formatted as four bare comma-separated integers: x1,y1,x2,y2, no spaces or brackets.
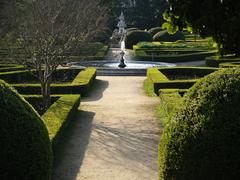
126,27,139,32
125,30,153,49
148,27,163,37
153,30,185,42
0,80,52,180
158,68,240,180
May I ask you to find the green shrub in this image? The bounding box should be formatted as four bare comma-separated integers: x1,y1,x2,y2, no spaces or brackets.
135,49,216,62
158,68,240,180
42,95,81,150
125,30,153,49
148,27,163,37
0,68,96,95
153,30,185,42
0,80,52,180
126,28,139,32
206,55,240,67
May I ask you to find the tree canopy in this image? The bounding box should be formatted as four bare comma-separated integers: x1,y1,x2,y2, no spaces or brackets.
102,0,167,29
163,0,240,56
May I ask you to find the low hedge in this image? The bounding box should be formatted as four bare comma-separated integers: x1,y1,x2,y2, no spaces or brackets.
42,95,81,150
158,89,183,126
205,56,240,67
1,68,96,95
125,30,153,49
147,67,218,95
0,64,25,72
219,62,240,68
0,68,81,84
158,68,240,180
135,49,217,62
0,80,52,180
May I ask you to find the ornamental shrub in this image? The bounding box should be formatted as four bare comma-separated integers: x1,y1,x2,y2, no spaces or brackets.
0,80,52,180
148,27,163,37
158,68,240,180
126,28,139,32
153,30,185,42
125,30,153,49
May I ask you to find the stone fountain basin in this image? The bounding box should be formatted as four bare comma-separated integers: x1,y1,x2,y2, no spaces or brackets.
103,61,176,69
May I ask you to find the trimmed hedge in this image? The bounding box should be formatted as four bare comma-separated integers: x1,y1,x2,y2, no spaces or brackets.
126,28,139,32
158,89,182,126
0,80,52,180
0,68,96,95
135,49,217,62
147,67,218,95
125,30,153,49
0,64,25,72
206,56,240,67
158,68,240,180
219,62,240,68
42,95,81,150
0,68,81,84
148,27,163,37
153,30,185,42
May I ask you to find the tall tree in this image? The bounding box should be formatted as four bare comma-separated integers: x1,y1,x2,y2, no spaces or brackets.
102,0,167,29
11,0,108,108
163,0,240,56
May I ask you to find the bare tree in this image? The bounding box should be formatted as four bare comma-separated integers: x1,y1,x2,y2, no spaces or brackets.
15,0,108,108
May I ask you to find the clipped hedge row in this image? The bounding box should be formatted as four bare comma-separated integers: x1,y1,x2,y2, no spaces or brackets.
219,62,240,68
158,89,183,126
1,68,96,95
206,56,240,67
0,68,81,84
0,64,25,72
0,80,52,180
153,30,185,42
147,67,218,95
135,49,217,62
42,95,81,150
158,68,240,180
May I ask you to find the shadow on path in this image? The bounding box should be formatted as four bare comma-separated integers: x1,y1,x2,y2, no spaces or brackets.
82,79,109,102
52,110,95,180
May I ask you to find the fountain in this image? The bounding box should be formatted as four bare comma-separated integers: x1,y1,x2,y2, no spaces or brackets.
68,11,176,75
117,12,127,68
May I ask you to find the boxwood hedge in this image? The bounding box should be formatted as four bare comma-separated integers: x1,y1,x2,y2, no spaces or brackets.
0,80,52,180
158,68,240,180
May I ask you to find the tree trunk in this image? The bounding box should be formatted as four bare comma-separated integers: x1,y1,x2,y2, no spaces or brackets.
41,79,51,110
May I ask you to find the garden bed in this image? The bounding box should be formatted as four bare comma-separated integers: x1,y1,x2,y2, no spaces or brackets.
147,67,218,95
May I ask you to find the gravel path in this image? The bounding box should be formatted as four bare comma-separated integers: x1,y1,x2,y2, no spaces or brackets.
52,76,161,180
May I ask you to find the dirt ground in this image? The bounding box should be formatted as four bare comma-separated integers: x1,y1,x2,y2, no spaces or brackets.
52,76,161,180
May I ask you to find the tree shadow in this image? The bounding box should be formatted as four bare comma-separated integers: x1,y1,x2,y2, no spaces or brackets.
82,79,109,102
52,110,95,180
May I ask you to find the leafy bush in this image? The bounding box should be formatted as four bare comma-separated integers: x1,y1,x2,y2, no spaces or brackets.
42,95,81,150
148,27,163,37
205,55,240,67
158,68,240,180
125,30,153,49
153,30,185,42
0,80,52,180
126,28,139,32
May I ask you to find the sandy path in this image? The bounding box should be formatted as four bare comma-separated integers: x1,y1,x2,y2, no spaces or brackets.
52,76,161,180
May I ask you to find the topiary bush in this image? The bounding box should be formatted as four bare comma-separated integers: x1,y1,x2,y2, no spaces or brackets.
153,30,185,42
0,80,52,180
125,30,153,49
148,27,163,37
126,27,139,32
158,68,240,180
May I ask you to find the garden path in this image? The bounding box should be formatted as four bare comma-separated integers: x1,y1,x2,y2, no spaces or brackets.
52,76,161,180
